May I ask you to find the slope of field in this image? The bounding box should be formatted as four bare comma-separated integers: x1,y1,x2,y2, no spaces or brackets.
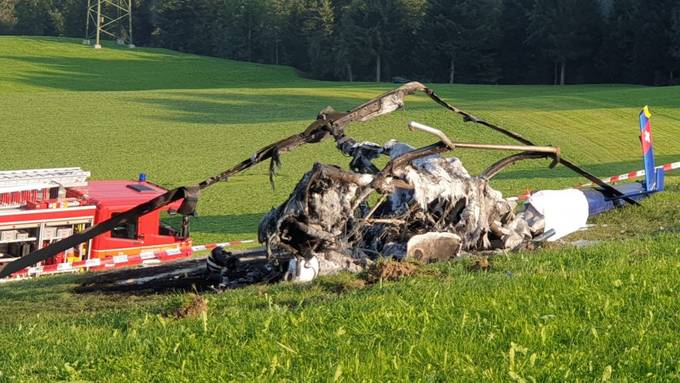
0,37,679,382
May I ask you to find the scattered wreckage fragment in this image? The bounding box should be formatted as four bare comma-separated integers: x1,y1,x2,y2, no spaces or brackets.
0,84,664,290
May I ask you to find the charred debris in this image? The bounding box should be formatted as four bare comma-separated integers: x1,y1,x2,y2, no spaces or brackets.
253,82,623,281
1,82,640,289
258,122,555,278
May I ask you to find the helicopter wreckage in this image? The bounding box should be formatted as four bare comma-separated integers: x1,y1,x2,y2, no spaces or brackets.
0,82,662,291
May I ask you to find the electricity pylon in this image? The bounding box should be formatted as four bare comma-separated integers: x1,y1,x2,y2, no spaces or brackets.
83,0,134,49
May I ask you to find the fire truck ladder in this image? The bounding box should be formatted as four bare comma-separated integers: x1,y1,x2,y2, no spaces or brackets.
0,168,91,208
0,168,90,189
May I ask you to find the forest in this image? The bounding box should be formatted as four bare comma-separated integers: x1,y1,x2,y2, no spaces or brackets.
1,0,679,85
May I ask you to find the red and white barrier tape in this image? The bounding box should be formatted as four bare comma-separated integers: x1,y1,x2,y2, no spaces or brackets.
3,161,679,280
189,240,253,252
507,161,680,202
1,239,254,281
580,161,680,186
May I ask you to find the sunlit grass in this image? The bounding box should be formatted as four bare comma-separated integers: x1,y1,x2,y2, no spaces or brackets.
0,36,679,382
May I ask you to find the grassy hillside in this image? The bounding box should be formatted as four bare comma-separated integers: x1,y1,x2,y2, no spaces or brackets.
0,36,299,91
1,37,678,244
0,37,679,382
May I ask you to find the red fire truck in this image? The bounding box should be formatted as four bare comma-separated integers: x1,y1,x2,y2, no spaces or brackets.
0,168,191,271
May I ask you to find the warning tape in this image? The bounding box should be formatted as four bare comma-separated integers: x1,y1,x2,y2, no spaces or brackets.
1,239,254,281
579,161,680,186
3,161,678,280
507,161,680,202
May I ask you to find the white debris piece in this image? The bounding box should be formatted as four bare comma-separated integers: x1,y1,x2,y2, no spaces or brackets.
284,256,320,283
527,189,589,241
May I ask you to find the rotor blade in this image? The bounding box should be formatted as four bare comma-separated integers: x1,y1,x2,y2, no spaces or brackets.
0,128,326,278
418,85,639,206
481,152,554,180
0,83,637,278
0,85,411,278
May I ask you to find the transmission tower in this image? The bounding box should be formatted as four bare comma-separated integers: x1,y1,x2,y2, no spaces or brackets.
83,0,134,49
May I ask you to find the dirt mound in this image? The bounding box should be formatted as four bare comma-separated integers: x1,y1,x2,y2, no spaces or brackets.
367,260,420,283
466,256,492,272
172,293,208,319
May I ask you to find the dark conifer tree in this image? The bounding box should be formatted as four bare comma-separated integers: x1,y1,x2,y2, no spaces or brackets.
422,0,501,84
498,0,537,83
527,0,603,85
2,0,679,85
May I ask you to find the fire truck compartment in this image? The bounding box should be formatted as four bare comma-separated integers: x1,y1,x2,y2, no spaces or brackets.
0,168,188,267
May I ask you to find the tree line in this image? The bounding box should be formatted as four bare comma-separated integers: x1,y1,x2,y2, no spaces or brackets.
2,0,679,85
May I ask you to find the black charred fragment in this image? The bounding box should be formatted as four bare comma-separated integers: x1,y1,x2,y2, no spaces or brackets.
268,147,282,189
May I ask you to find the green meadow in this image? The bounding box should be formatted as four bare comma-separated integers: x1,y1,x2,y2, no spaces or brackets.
0,36,678,382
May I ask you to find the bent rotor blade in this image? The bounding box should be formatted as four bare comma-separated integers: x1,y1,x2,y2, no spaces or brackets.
0,85,423,278
0,82,636,278
416,84,639,206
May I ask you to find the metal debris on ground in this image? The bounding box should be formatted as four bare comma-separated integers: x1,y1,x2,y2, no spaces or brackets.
1,83,668,290
259,140,542,274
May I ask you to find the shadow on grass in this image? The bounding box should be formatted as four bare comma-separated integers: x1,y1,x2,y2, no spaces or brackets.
5,39,305,92
0,272,161,305
4,38,374,93
8,56,296,92
130,90,368,125
0,272,87,301
124,84,680,127
7,39,680,113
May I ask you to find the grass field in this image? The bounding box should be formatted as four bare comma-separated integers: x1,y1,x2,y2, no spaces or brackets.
0,36,679,382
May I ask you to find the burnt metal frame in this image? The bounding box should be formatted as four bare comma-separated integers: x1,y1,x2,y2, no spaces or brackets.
406,121,561,180
0,82,636,278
